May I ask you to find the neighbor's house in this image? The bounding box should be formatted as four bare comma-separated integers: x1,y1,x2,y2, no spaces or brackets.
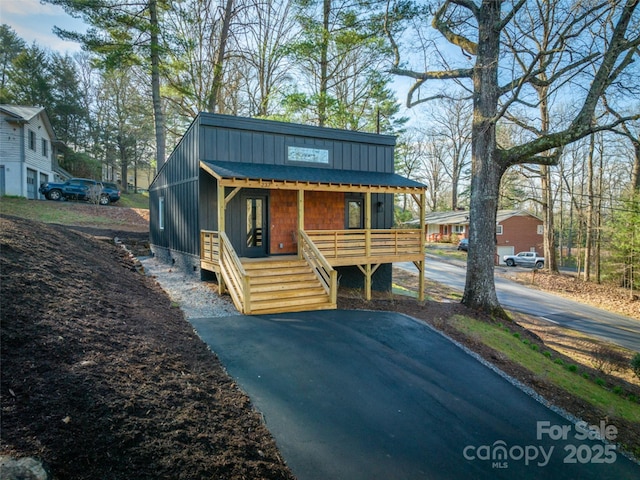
149,113,427,315
0,105,68,199
420,209,543,264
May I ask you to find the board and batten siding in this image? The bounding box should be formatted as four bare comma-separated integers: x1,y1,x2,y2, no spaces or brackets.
198,113,394,173
150,113,397,265
150,116,201,260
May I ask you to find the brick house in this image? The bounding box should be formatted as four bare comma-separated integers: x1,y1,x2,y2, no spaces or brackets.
149,113,427,314
419,209,543,264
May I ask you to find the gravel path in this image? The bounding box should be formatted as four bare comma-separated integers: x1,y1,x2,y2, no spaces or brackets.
139,256,238,319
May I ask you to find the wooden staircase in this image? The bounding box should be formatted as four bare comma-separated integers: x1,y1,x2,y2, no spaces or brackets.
241,257,336,315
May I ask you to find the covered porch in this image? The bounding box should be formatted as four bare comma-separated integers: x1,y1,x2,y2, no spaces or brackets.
199,161,426,315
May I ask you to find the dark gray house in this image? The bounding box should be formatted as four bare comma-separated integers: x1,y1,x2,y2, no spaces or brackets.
149,113,426,314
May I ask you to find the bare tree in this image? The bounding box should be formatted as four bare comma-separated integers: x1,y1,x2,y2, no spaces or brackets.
163,0,245,118
427,97,472,210
239,0,296,117
386,0,640,316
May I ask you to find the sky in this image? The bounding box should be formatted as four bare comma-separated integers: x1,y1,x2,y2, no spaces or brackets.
1,0,86,53
0,0,424,123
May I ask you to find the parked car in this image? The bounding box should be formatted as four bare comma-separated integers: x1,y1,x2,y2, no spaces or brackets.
101,182,121,204
39,178,110,205
457,238,469,251
503,251,544,269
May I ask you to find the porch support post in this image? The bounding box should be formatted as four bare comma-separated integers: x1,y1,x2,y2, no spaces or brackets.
365,263,372,300
365,191,372,300
357,264,373,301
419,190,426,302
217,182,226,295
364,191,371,256
297,189,304,259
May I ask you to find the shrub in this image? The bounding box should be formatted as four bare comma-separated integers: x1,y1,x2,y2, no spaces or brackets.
591,343,628,374
567,364,577,372
631,353,640,380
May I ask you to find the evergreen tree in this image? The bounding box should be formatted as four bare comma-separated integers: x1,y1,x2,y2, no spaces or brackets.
0,24,26,102
6,43,53,107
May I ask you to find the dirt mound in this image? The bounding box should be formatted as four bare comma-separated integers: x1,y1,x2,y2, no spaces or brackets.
0,215,294,480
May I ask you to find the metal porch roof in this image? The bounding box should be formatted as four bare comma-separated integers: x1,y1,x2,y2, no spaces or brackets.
200,160,426,192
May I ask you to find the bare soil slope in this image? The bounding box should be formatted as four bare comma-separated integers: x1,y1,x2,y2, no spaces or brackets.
0,215,294,479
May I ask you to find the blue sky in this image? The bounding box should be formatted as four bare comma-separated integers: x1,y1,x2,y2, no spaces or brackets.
1,0,85,53
0,0,424,123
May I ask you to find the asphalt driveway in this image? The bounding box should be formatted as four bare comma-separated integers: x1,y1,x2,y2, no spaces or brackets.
190,310,638,479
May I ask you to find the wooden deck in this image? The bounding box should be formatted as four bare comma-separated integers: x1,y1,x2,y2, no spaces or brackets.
200,229,424,314
305,229,424,266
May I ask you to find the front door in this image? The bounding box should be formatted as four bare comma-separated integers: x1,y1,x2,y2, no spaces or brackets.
241,194,268,257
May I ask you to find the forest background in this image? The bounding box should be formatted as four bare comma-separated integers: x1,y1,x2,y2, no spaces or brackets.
1,0,638,305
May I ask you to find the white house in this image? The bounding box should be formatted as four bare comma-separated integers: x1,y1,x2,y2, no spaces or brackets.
0,105,68,199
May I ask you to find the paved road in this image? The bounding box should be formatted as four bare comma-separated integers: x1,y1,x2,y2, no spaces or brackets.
190,311,639,479
397,258,640,351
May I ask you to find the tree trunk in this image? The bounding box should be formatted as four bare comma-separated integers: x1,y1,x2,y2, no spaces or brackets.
462,1,507,318
541,165,558,271
633,141,640,191
149,0,166,170
209,0,234,113
584,132,595,281
537,86,558,272
318,0,331,127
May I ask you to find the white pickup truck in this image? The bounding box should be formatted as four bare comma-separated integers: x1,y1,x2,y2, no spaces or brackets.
503,251,545,269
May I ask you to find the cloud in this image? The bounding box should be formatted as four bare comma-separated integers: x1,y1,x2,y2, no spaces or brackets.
2,0,86,53
1,0,64,16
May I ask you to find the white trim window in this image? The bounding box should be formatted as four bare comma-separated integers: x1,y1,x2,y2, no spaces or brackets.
537,224,544,234
496,224,503,235
159,196,165,230
28,130,36,150
453,225,465,234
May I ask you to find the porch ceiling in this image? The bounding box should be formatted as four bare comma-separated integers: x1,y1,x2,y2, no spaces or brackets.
200,160,426,194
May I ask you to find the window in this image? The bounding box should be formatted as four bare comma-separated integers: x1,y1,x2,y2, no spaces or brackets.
28,130,36,150
346,198,363,229
537,224,544,235
453,225,465,234
42,138,48,157
158,196,165,230
496,224,503,235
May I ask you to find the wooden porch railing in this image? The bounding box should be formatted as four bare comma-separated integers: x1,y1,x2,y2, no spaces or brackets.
200,230,220,270
299,230,338,305
216,232,251,314
305,229,424,265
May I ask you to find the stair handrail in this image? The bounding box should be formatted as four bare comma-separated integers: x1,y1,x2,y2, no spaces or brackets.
219,231,251,313
299,229,337,304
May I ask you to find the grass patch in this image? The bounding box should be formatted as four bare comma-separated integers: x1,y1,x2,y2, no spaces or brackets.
449,315,640,423
425,246,468,262
392,283,418,298
118,192,149,209
0,197,140,227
